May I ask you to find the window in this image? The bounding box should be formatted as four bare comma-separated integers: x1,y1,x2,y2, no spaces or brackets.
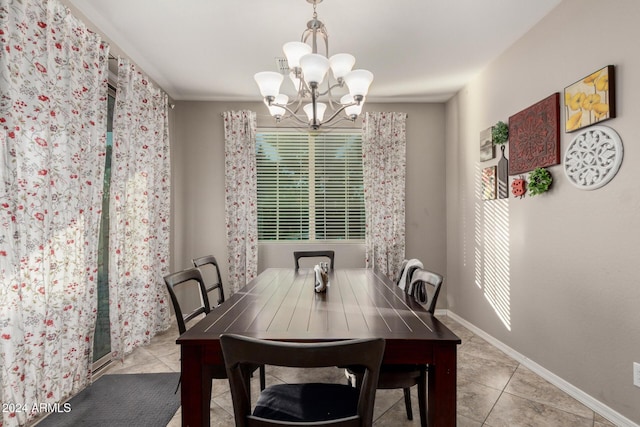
257,131,364,241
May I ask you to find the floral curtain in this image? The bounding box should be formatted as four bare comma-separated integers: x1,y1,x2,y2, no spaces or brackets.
362,112,407,280
223,111,258,293
108,58,171,359
0,0,108,425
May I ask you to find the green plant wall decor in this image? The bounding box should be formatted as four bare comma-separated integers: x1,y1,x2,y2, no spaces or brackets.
492,121,509,145
528,167,552,196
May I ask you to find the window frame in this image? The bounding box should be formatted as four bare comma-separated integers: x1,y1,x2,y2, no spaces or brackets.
256,128,365,243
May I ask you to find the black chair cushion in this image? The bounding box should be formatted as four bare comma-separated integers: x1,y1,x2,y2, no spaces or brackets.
253,383,359,422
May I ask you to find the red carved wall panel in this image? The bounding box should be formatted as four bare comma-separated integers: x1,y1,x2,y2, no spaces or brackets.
508,93,560,175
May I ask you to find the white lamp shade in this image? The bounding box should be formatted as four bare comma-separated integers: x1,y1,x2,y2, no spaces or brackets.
329,54,355,79
283,42,312,68
344,69,374,97
254,71,283,98
300,53,330,85
304,102,327,122
340,94,364,116
265,94,288,117
289,71,302,92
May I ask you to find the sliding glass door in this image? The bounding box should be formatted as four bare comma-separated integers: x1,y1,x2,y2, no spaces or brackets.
92,86,115,368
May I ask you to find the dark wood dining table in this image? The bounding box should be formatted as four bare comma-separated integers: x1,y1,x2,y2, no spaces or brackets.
177,267,461,426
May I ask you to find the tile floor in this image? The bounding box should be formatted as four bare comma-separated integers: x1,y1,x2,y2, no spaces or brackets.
98,314,617,427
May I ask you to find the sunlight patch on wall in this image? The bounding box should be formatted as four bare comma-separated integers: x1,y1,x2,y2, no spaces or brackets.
482,199,510,330
474,162,511,330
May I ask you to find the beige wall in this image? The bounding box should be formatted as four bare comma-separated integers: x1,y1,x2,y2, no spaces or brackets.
446,0,640,423
171,101,446,301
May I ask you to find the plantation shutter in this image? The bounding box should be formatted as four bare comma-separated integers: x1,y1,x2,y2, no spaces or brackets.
256,131,364,241
313,133,364,240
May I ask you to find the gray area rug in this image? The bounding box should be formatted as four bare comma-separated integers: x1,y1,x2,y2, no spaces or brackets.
37,372,180,427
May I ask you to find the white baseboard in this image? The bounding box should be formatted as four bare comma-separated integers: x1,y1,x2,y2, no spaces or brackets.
446,310,638,427
434,308,448,316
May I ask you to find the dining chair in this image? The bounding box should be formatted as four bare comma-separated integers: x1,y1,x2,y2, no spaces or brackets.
191,255,267,390
164,268,265,392
221,334,385,426
346,268,444,426
293,250,335,270
192,255,225,306
164,267,211,336
409,268,444,313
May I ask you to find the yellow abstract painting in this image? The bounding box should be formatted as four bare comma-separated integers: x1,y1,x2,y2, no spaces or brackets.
564,65,615,132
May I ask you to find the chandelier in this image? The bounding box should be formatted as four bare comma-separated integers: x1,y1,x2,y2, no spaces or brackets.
254,0,373,130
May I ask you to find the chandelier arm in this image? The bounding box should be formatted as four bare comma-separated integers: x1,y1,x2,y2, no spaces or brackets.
321,116,357,129
325,79,341,111
283,94,304,115
270,101,309,125
323,19,334,108
319,102,355,126
315,81,344,98
292,96,304,114
321,12,329,57
325,84,335,109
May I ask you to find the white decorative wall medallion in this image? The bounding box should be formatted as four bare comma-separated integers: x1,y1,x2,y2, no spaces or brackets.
563,125,623,190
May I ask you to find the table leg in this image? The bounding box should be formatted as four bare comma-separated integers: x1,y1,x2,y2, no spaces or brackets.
418,367,427,427
428,343,457,426
181,346,212,427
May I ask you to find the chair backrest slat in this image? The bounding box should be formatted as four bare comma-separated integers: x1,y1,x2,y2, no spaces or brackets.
293,250,335,270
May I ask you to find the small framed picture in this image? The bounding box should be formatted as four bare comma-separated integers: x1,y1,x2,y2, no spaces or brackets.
564,65,616,132
482,166,497,200
480,127,494,161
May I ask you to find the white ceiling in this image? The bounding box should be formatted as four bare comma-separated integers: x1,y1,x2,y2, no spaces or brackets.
67,0,561,103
